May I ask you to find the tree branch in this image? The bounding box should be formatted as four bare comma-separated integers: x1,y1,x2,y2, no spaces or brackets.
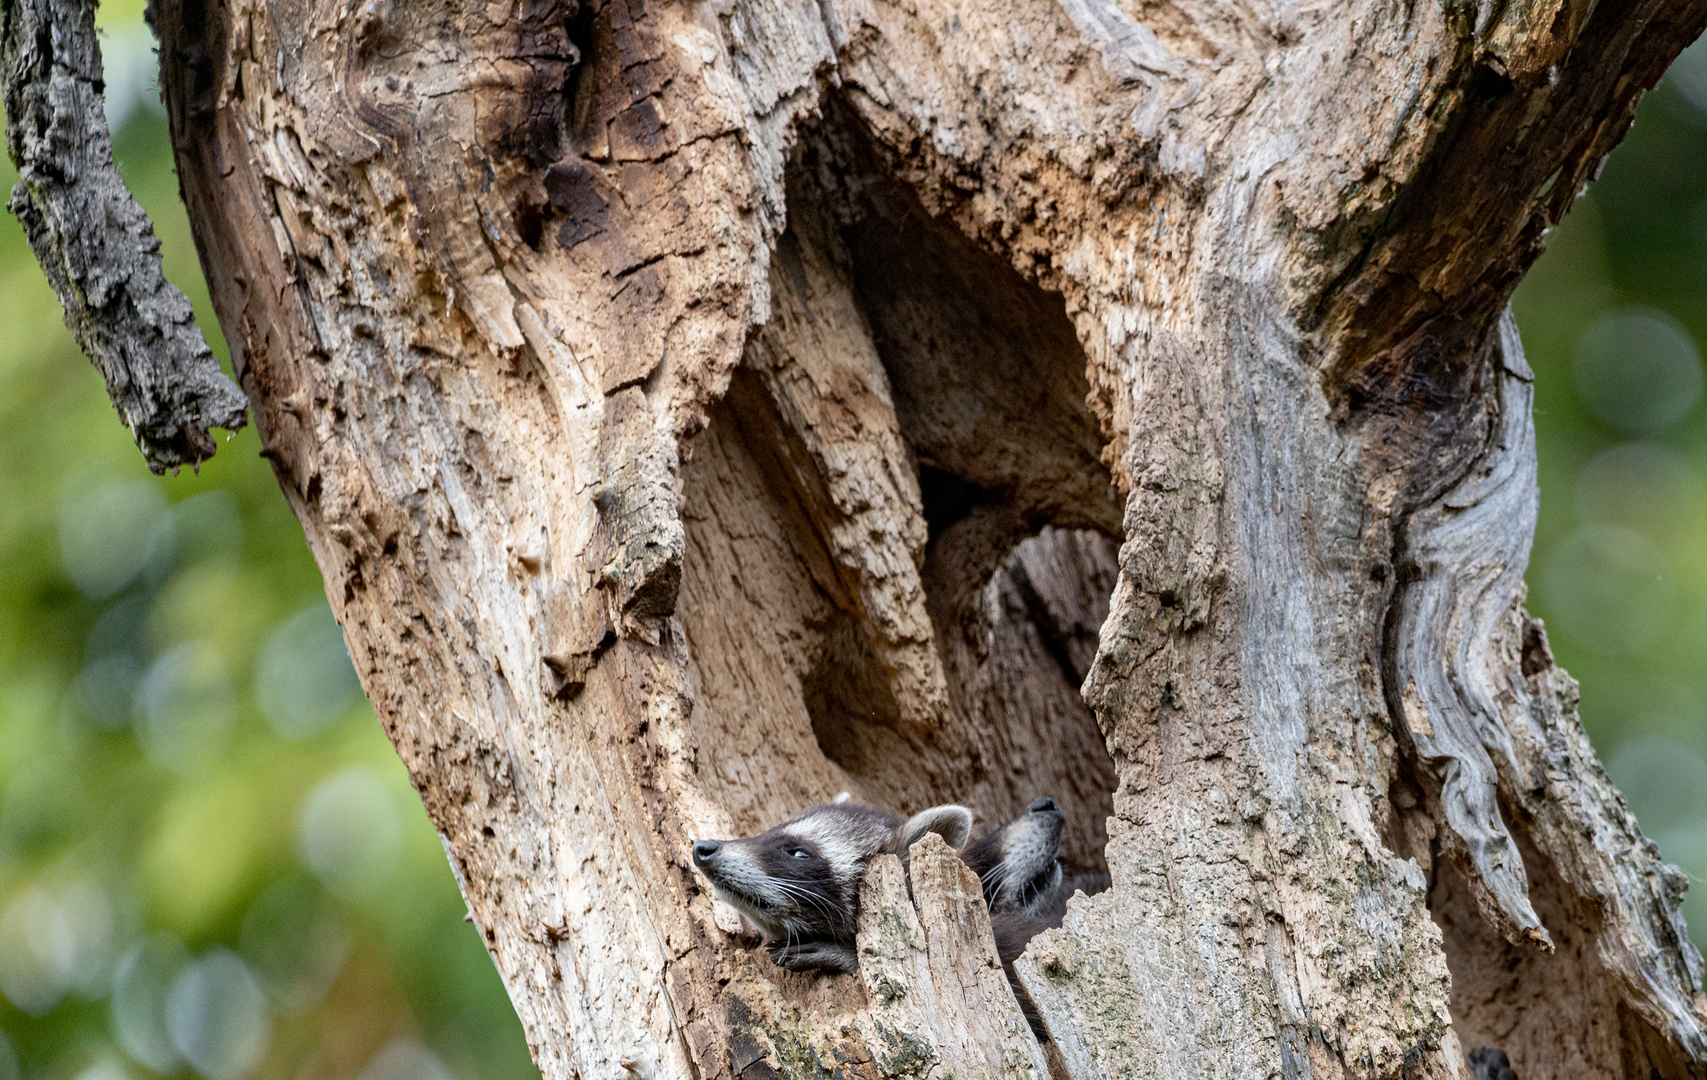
1,0,245,473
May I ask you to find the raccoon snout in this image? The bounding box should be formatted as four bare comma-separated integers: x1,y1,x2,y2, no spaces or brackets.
692,840,722,866
1027,797,1060,815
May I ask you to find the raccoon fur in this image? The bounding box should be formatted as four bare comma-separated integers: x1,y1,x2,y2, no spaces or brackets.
691,799,973,974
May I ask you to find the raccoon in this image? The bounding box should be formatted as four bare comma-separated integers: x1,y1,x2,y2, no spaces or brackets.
1466,1048,1519,1080
691,799,974,974
967,797,1111,1042
960,796,1066,916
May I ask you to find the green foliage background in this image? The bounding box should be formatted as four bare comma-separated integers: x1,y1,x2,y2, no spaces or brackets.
0,4,537,1079
0,9,1703,1079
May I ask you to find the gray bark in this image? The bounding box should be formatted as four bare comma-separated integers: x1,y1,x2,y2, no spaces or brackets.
16,0,1707,1076
1,0,246,472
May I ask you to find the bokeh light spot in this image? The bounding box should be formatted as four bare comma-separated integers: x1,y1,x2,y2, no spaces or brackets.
256,604,363,739
239,875,350,1014
97,21,166,134
112,933,191,1074
0,1030,19,1080
1542,523,1677,655
59,482,168,600
1573,442,1704,539
165,949,271,1080
170,492,244,568
134,642,236,774
71,1059,131,1080
85,594,152,664
297,769,403,899
1668,35,1707,119
1571,307,1703,432
74,655,144,732
0,877,119,1015
358,1037,457,1080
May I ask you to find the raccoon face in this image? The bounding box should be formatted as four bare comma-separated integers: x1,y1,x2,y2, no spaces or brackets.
692,803,890,941
691,800,973,945
961,797,1065,916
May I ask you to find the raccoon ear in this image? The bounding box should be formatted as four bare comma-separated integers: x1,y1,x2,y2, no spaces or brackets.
894,804,974,853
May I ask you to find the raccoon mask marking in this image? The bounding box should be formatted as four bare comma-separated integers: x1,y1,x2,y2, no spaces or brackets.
691,800,973,974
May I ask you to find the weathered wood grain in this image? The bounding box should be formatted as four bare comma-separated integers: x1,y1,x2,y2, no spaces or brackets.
854,836,1050,1080
116,0,1707,1075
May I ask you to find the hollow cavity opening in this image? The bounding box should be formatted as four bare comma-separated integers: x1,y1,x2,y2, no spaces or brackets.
676,100,1120,879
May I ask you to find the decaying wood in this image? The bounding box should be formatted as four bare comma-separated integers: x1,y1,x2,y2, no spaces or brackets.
102,0,1707,1074
853,835,1049,1080
0,0,246,471
1387,315,1706,1070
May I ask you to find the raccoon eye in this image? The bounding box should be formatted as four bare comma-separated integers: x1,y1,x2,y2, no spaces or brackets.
788,847,811,860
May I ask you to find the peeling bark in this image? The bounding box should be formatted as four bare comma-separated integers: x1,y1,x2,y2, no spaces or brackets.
89,0,1707,1075
1,0,246,472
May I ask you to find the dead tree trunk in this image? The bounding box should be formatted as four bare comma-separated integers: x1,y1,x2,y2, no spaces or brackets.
17,0,1707,1074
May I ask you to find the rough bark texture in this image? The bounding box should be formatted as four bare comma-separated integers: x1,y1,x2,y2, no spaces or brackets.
0,0,246,471
854,835,1051,1080
111,0,1707,1076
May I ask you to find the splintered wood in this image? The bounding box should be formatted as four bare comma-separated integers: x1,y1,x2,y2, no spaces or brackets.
854,836,1051,1080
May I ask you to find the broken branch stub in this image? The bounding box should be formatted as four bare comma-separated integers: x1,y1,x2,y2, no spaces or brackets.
1,0,246,472
855,834,1050,1080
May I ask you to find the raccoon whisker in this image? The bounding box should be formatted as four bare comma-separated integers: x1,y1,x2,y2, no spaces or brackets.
720,874,835,928
771,881,841,922
981,863,1014,900
768,880,816,909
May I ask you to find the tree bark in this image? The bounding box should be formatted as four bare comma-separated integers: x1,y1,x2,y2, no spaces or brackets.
1,0,246,471
113,0,1707,1075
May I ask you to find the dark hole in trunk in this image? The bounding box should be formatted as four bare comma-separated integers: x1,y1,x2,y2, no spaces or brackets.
677,96,1121,880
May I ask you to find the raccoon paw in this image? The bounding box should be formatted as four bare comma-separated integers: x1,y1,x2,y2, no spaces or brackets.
767,941,857,974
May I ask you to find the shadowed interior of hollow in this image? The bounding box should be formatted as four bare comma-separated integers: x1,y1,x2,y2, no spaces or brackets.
1386,762,1698,1078
676,101,1120,875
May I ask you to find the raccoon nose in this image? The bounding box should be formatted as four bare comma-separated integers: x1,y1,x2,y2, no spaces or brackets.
692,840,721,865
1028,797,1060,815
